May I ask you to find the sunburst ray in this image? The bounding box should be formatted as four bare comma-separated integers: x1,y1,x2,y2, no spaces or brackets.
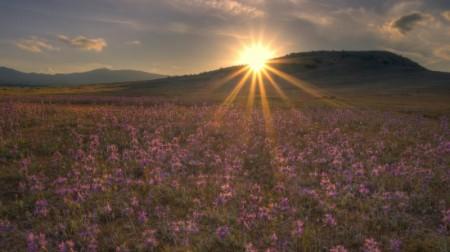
222,70,252,106
246,72,258,112
261,69,291,105
208,65,249,92
266,65,349,107
257,71,274,137
265,65,323,98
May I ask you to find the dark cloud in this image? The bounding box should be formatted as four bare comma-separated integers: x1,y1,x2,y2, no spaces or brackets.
391,12,427,34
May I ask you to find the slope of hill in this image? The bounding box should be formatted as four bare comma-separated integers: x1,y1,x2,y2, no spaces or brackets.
113,51,449,95
269,51,450,91
0,67,166,86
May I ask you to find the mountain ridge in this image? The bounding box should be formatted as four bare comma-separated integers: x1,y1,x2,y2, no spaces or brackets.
0,67,166,86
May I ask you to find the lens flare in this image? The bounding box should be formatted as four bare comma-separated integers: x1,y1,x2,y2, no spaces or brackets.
239,43,274,72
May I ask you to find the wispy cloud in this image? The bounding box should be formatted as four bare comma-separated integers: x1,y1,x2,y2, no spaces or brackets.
126,40,141,46
434,45,450,61
442,11,450,21
172,0,264,18
87,17,143,30
15,37,59,53
167,22,192,34
58,35,107,52
293,12,333,26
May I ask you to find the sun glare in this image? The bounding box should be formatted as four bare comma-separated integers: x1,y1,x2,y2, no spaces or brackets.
239,44,274,72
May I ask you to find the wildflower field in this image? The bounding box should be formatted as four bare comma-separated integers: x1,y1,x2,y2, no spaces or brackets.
0,96,449,251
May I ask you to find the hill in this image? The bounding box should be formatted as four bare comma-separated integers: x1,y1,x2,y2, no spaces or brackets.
110,51,449,96
1,51,449,111
270,51,448,89
0,67,166,86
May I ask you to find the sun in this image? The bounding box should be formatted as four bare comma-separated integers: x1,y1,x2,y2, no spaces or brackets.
239,43,274,72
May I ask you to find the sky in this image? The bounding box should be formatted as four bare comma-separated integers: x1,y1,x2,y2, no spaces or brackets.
0,0,450,75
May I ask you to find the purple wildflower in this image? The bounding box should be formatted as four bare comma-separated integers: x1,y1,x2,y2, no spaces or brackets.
216,226,230,240
245,243,258,252
443,209,450,226
330,245,348,252
58,240,76,252
291,220,304,237
138,210,148,224
363,238,381,252
324,213,337,226
34,199,49,217
390,239,402,252
27,233,38,252
143,229,158,248
0,219,13,233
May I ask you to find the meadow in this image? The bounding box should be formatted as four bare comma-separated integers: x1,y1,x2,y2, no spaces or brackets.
0,96,449,251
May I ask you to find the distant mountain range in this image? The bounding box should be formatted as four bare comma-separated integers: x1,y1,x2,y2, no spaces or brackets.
0,67,166,86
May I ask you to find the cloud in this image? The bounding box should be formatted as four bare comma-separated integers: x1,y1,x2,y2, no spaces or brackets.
15,37,59,53
172,0,264,18
58,35,107,52
126,40,141,46
5,1,450,73
91,17,142,29
390,12,428,34
442,11,450,21
293,12,333,26
167,22,192,34
434,45,450,61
